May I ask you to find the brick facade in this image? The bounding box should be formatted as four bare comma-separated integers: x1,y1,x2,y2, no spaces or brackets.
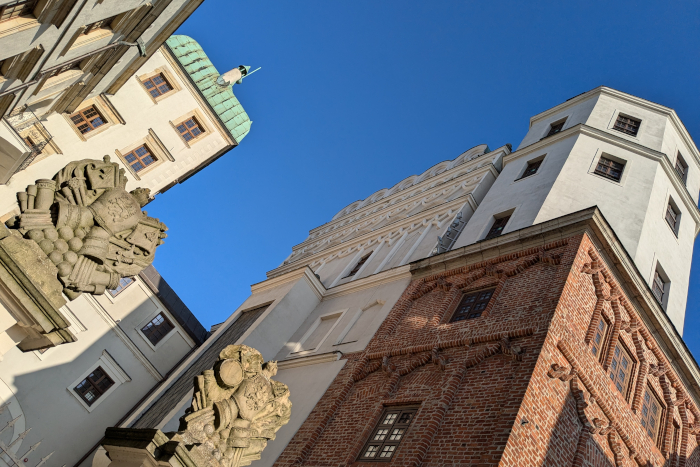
273,232,700,466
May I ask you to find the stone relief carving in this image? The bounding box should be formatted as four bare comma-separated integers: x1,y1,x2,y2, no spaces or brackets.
177,345,292,466
6,156,167,298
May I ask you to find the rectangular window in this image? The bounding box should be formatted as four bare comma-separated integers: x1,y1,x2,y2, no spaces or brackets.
82,15,116,34
123,145,157,172
547,120,565,136
177,117,204,142
609,344,633,397
141,312,174,346
665,203,679,234
142,73,173,98
70,105,106,134
675,154,688,185
450,288,495,322
74,366,114,406
484,215,510,240
640,387,663,442
359,406,417,462
109,277,134,297
594,156,625,182
0,0,36,23
591,318,608,359
613,114,641,136
345,251,372,278
520,159,542,179
652,270,665,304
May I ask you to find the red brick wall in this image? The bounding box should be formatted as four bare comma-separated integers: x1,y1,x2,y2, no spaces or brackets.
274,234,700,467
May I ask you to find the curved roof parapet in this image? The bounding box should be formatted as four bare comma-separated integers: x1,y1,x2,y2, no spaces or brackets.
166,35,252,143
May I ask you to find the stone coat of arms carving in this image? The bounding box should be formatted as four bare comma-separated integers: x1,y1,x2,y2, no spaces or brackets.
6,156,167,298
175,345,292,467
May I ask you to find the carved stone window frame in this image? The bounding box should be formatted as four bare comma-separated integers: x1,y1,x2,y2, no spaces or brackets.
63,95,120,141
170,109,211,148
136,66,182,104
115,129,174,181
67,350,131,413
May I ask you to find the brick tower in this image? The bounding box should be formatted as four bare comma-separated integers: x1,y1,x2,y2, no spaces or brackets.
270,88,700,467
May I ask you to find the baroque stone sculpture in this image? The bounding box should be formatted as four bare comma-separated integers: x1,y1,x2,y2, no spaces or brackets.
102,345,292,467
6,156,167,298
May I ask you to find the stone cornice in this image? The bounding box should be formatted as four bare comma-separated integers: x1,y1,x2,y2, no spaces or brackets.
268,195,474,279
410,207,700,411
277,351,342,370
309,147,507,236
528,86,700,169
505,123,700,234
251,266,325,301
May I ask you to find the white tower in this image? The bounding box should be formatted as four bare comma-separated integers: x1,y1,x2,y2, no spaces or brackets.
452,86,700,333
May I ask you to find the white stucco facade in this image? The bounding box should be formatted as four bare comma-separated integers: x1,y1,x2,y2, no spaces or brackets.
452,87,700,334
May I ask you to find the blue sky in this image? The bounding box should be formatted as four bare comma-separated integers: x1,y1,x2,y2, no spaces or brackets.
151,2,700,354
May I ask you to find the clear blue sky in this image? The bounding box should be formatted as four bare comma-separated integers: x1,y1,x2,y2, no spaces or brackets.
151,2,700,355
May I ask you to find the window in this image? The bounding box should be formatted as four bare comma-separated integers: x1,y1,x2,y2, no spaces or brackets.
82,15,116,34
547,120,566,136
591,318,608,358
70,105,106,134
141,313,174,346
450,288,495,322
520,159,542,179
613,114,641,136
640,387,663,442
594,156,625,182
123,145,157,172
176,117,204,142
359,406,417,462
345,251,372,278
0,0,36,23
484,215,510,240
73,366,114,406
142,73,173,98
109,277,134,297
652,270,665,304
675,153,688,185
665,202,679,234
609,344,633,397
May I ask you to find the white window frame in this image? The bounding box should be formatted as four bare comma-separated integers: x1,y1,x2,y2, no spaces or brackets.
67,350,131,413
663,195,681,238
135,308,185,352
288,310,347,357
651,261,671,310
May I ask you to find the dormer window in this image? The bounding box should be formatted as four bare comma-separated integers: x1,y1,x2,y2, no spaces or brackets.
547,119,566,137
675,153,688,185
613,114,641,136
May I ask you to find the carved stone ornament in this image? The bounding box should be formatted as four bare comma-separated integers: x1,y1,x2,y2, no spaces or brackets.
6,156,167,298
102,345,292,467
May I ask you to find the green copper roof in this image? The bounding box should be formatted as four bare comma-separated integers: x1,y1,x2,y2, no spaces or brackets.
166,35,251,143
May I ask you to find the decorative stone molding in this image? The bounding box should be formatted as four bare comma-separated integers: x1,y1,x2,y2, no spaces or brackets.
102,345,291,467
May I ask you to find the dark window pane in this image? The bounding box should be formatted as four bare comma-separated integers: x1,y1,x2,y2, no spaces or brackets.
484,215,510,240
547,121,565,136
451,288,496,322
73,366,114,406
359,406,418,462
613,115,641,136
141,312,174,345
594,157,625,182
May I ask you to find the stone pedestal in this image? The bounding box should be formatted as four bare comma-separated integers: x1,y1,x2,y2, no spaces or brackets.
102,428,196,467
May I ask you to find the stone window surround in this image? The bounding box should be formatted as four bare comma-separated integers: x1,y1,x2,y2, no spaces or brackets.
288,309,348,357
115,128,174,181
63,95,121,141
67,350,131,413
135,308,180,352
663,194,681,238
169,109,211,148
587,150,632,186
513,153,547,183
136,66,182,104
478,207,517,241
0,14,39,40
607,109,644,141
